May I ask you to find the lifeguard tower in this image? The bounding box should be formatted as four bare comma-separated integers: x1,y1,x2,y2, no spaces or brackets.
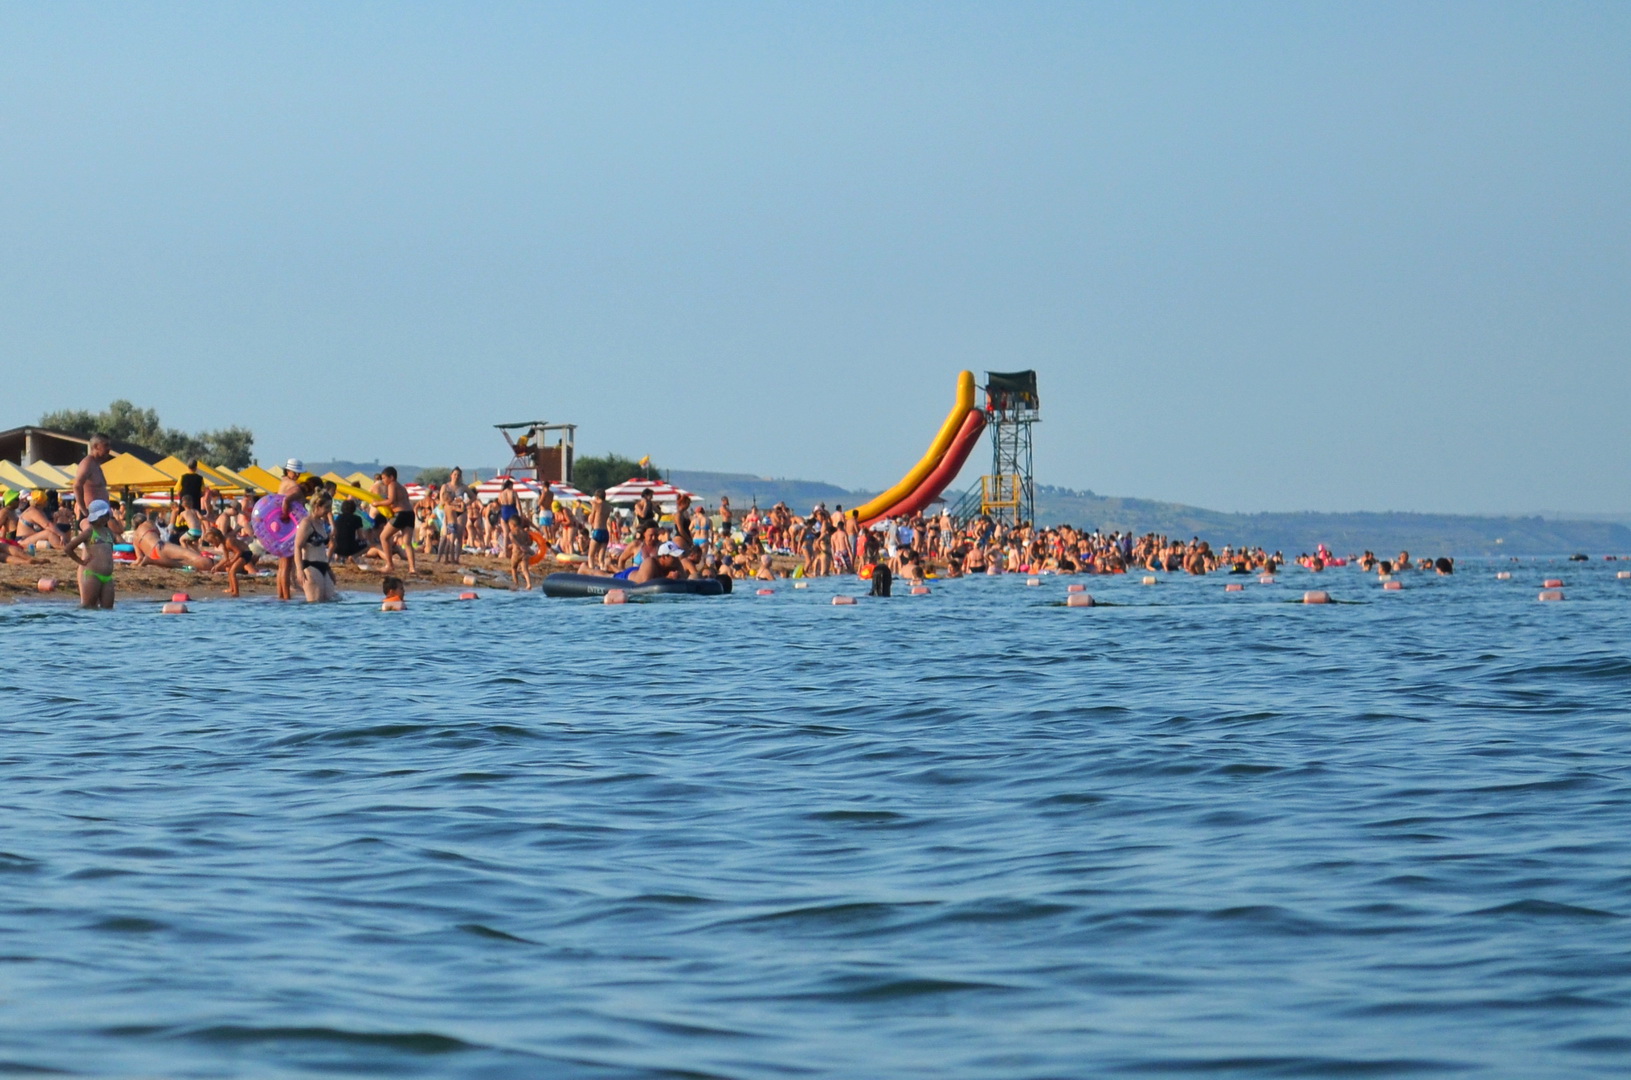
950,371,1039,526
495,420,577,485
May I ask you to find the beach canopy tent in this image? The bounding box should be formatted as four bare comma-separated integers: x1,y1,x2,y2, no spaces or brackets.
100,453,176,491
346,472,374,487
602,478,693,507
214,466,267,494
321,472,349,486
546,482,590,503
26,462,77,489
238,464,288,492
150,455,251,494
474,476,539,502
473,477,589,503
0,460,62,492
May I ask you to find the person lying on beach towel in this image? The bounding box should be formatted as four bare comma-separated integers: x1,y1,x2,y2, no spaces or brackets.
133,517,214,571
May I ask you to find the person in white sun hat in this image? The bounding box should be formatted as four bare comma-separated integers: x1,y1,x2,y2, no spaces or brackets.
65,499,119,609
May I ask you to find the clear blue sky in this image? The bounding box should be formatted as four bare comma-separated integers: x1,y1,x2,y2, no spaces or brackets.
3,2,1626,514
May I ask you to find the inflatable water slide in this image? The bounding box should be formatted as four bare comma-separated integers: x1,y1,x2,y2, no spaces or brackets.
847,370,986,527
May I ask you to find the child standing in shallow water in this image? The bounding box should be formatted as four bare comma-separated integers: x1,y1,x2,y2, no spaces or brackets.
64,499,118,609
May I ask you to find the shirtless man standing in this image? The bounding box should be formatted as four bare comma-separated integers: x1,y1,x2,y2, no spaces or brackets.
586,489,611,571
376,466,417,574
73,434,112,522
438,467,468,564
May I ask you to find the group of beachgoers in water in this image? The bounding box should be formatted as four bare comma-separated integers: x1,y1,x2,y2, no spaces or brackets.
0,434,1460,608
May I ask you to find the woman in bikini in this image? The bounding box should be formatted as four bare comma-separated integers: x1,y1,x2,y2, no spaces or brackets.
65,499,119,609
293,492,339,603
133,513,214,570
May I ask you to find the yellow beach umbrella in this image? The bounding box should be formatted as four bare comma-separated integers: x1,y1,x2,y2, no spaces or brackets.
150,455,247,494
100,453,175,491
214,466,267,495
26,462,76,488
0,460,60,492
238,464,287,492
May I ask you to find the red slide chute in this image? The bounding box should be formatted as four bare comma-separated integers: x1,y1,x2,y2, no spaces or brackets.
858,408,986,526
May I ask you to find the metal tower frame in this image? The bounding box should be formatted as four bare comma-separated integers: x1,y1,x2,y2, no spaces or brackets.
977,370,1038,526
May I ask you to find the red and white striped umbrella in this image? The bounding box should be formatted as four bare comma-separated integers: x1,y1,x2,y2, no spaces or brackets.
602,478,692,505
474,476,548,502
544,482,589,502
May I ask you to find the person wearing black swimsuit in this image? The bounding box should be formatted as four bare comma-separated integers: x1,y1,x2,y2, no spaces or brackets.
294,492,338,603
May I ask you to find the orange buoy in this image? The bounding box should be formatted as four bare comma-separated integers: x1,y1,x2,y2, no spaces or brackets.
1383,580,1403,591
603,589,627,605
36,577,56,593
458,591,478,600
910,585,930,595
381,599,405,611
462,574,477,586
1065,593,1094,607
832,595,857,605
1538,589,1564,602
1067,583,1086,593
1303,590,1330,604
1225,583,1243,592
161,602,188,614
1543,578,1564,588
171,592,191,602
1496,571,1512,580
756,588,774,596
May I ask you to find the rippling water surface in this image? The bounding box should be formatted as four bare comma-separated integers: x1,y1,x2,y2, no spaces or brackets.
4,561,1631,1078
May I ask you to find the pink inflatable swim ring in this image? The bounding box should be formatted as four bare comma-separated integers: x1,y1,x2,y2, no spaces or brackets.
251,494,306,558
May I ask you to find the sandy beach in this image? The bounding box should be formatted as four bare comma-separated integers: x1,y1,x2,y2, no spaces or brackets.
3,550,573,604
0,548,812,604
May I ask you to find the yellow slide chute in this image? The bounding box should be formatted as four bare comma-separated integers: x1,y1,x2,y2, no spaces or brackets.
847,370,976,522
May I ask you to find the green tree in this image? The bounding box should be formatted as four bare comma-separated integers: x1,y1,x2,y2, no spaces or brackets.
39,401,255,469
416,466,452,486
573,453,657,494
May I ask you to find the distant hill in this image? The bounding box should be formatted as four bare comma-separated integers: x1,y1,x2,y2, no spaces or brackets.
303,460,499,483
665,470,867,512
1032,485,1631,558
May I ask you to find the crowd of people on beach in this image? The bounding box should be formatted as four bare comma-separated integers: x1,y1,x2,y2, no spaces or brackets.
0,434,1463,608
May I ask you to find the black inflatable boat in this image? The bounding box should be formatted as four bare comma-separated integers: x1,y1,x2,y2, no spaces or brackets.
540,572,727,598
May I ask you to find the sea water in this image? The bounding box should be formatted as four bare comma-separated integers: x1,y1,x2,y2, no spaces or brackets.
2,560,1630,1078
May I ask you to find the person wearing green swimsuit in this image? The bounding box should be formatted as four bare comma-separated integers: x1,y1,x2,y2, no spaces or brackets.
65,499,119,609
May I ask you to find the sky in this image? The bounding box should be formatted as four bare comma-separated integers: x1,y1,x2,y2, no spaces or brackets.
1,2,1627,514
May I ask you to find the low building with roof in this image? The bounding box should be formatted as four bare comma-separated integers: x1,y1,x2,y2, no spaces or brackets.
0,425,162,468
